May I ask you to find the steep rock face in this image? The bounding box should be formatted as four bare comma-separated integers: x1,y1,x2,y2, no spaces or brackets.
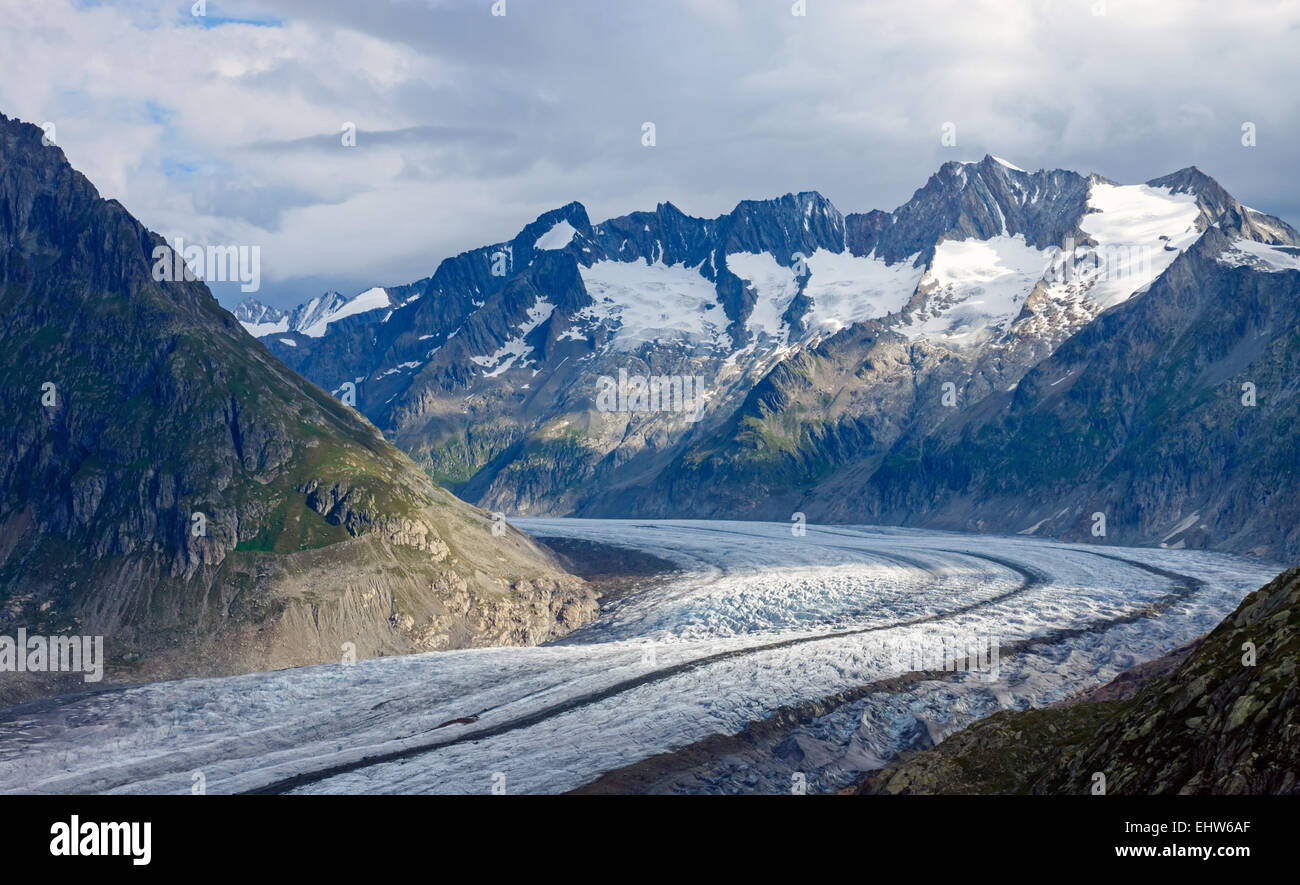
240,157,1097,515
859,567,1300,795
0,113,595,702
1148,166,1300,244
231,297,287,333
579,176,1300,558
847,157,1090,263
584,324,969,519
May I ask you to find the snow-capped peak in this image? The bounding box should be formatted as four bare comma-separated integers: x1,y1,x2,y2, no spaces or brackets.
297,287,391,338
233,297,289,337
238,287,392,339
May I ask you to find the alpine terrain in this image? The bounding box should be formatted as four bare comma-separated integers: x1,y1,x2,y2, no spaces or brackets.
240,156,1300,558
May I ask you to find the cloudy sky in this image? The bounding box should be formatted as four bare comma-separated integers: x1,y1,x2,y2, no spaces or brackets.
3,0,1298,308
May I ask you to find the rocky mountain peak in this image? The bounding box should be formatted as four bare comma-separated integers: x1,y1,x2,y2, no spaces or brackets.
1147,166,1300,245
232,297,286,325
863,157,1091,263
520,200,592,251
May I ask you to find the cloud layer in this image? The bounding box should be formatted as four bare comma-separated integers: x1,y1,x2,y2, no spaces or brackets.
3,0,1297,307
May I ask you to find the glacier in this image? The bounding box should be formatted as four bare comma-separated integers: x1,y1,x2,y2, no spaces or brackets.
0,520,1278,795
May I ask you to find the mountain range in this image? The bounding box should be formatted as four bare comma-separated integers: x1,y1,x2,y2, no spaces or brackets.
238,155,1300,558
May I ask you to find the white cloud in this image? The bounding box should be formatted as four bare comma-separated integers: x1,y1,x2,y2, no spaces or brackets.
2,0,1297,308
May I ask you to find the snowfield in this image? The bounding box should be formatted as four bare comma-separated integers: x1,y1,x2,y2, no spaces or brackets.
534,219,578,251
801,249,925,338
576,260,731,351
1079,182,1201,308
0,520,1279,795
906,234,1053,344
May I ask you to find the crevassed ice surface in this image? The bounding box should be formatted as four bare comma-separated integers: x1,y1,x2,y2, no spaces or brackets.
0,520,1278,795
